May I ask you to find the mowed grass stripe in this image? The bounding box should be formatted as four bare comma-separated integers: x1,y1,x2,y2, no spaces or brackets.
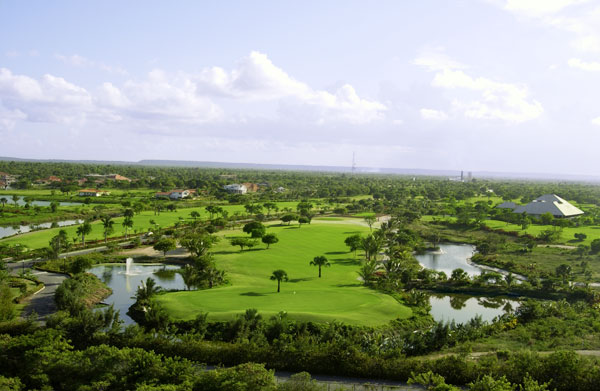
157,222,411,326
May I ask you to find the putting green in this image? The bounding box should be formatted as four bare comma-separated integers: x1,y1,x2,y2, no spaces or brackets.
157,221,412,326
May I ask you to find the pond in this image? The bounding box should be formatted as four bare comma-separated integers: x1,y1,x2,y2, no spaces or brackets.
415,243,481,276
0,219,84,239
1,195,82,207
428,293,519,324
88,262,186,324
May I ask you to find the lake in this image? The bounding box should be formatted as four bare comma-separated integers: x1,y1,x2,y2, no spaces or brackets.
0,219,84,239
415,243,481,276
88,262,186,324
429,293,519,324
1,195,82,207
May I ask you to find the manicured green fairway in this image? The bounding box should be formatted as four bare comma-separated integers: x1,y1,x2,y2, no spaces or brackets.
157,221,412,326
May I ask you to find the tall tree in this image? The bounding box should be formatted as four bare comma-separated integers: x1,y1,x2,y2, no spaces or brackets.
122,217,134,239
76,221,92,246
310,255,330,278
101,216,114,244
270,269,288,293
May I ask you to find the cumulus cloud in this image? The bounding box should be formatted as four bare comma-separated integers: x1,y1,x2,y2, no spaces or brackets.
492,0,600,52
0,51,386,132
568,58,600,71
0,67,93,125
194,51,386,124
502,0,589,16
420,108,448,121
416,54,543,123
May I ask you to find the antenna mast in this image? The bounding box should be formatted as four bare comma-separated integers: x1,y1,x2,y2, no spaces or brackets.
352,152,356,174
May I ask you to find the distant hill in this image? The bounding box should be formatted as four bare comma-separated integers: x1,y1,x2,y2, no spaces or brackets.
1,156,599,182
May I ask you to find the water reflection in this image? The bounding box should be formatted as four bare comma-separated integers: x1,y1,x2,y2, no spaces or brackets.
0,219,83,239
428,293,519,324
1,195,82,207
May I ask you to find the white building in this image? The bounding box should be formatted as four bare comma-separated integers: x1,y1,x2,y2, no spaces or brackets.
155,189,190,200
223,184,247,194
497,194,584,218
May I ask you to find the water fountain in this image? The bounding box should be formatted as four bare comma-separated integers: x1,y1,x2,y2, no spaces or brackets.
125,257,134,275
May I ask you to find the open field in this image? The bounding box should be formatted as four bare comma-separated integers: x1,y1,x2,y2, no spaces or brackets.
484,219,600,246
0,201,304,249
156,220,411,326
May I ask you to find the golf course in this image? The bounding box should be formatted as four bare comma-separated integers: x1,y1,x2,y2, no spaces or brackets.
156,218,412,326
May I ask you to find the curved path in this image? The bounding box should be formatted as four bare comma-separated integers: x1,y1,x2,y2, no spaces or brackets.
22,270,67,320
7,260,68,321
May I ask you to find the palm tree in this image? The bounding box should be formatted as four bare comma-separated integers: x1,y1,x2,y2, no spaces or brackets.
179,265,197,291
135,277,162,302
0,197,7,209
310,255,330,278
11,195,19,208
76,221,92,246
270,269,288,293
358,260,378,285
122,216,133,239
101,216,114,243
360,234,383,262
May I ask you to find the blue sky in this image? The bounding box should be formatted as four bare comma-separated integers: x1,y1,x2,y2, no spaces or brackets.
1,0,600,175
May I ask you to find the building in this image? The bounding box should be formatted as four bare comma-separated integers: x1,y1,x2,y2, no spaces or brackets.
35,176,62,185
155,189,190,200
241,182,259,192
78,189,110,197
0,172,18,189
223,184,247,194
105,174,131,182
85,173,131,182
497,194,584,218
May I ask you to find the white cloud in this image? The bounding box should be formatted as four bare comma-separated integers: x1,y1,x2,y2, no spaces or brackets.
503,0,589,16
414,48,466,71
420,108,448,121
0,67,93,124
592,116,600,126
492,0,600,52
416,55,543,123
194,51,386,124
0,51,386,131
568,57,600,71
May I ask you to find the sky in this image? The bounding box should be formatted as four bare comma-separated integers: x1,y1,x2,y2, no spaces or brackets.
1,0,600,176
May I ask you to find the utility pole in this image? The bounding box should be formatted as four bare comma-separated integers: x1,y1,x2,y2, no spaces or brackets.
352,152,356,174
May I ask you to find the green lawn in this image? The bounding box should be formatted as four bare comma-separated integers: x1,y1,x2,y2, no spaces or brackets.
484,219,600,246
0,202,303,249
156,221,411,326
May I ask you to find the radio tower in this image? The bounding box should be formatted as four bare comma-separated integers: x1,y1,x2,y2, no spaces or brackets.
352,152,356,174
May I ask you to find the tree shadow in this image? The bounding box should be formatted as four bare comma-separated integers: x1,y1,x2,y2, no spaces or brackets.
284,226,300,230
240,292,266,296
288,277,315,283
335,283,362,288
325,251,347,255
331,258,361,266
212,250,239,255
343,231,363,234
